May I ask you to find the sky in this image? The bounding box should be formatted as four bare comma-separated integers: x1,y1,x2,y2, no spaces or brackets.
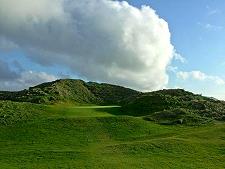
0,0,225,99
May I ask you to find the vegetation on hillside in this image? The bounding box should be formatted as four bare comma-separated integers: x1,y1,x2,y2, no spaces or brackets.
85,82,140,105
1,79,225,125
0,79,139,105
143,108,213,126
0,80,99,104
0,101,45,125
121,89,225,124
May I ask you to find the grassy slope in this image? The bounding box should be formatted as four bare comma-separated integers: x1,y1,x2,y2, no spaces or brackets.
0,102,225,169
0,79,139,105
85,82,140,105
0,80,100,104
121,89,225,123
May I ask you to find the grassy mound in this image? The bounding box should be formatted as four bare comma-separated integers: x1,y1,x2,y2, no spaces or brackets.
121,89,225,123
0,79,139,105
0,79,98,104
143,108,213,125
0,101,45,125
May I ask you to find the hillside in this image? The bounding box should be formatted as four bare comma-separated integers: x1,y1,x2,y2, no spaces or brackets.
1,79,225,125
85,82,140,105
121,89,225,124
0,79,139,105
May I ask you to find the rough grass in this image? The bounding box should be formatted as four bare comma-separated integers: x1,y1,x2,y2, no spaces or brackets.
0,103,225,168
0,101,46,125
0,79,139,105
143,108,213,125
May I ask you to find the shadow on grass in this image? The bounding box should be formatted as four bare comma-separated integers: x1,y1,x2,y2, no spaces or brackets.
94,106,128,116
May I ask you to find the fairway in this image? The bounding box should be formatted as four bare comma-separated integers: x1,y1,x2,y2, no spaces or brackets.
0,104,225,169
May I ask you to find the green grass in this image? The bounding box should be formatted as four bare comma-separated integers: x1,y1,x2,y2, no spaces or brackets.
0,102,225,168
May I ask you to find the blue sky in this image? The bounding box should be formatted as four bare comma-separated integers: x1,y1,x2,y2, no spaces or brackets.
0,0,225,99
129,0,225,98
130,0,225,74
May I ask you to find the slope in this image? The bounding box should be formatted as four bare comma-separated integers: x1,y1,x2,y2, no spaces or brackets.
0,79,139,105
0,104,225,168
121,89,225,124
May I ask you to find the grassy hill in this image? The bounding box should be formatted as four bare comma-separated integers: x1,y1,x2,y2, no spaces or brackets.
0,103,225,168
1,79,225,125
121,89,225,124
0,79,139,105
0,79,99,104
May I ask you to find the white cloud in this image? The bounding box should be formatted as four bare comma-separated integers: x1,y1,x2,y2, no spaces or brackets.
0,0,174,91
0,70,57,91
173,51,186,63
206,5,220,16
0,59,57,90
208,9,219,16
205,24,223,30
17,71,57,87
198,22,223,31
177,70,225,86
167,66,178,73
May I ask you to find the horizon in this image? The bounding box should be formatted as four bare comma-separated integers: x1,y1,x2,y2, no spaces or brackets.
0,0,225,99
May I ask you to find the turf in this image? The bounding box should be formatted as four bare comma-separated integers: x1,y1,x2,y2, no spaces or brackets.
0,103,225,168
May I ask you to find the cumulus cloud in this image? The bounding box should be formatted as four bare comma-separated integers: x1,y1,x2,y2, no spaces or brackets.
0,0,174,91
0,59,57,91
177,70,225,85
